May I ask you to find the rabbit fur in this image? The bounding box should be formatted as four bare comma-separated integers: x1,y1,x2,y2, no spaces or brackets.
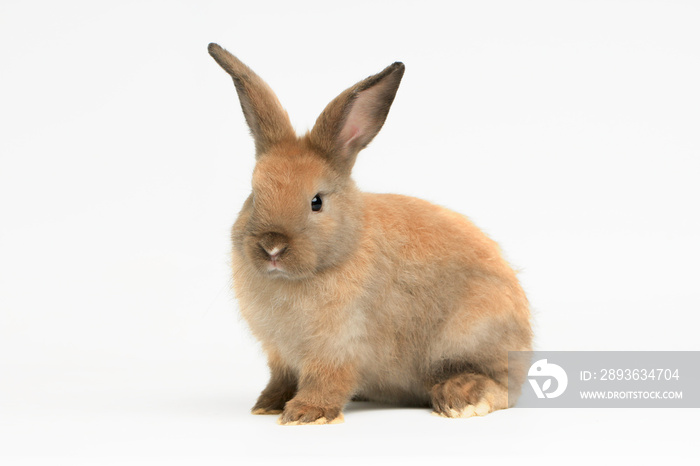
208,43,532,425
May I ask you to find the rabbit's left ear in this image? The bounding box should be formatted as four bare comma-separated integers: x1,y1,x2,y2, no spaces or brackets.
309,62,405,175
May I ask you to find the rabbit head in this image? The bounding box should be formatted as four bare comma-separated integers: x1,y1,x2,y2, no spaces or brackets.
208,43,404,279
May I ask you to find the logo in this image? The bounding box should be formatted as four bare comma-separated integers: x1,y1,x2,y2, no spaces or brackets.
528,359,568,399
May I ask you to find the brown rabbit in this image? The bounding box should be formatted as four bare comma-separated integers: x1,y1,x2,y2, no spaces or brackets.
208,43,532,425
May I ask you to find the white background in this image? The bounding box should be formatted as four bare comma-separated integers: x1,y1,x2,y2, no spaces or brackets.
1,0,699,464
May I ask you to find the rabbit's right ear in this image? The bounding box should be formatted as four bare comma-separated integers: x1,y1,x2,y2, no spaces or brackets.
208,43,295,157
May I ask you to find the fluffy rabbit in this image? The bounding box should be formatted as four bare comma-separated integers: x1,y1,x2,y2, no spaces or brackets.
208,43,532,425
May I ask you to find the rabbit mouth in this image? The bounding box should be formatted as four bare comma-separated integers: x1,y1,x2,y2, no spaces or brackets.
267,260,284,273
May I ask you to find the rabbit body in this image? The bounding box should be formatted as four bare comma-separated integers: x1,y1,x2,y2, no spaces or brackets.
210,44,532,425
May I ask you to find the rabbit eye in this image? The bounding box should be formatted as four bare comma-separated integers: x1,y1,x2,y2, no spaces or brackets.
311,194,322,212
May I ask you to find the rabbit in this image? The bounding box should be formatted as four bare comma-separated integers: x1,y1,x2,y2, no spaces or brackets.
208,43,532,425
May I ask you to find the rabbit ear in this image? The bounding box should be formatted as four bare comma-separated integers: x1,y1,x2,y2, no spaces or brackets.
208,43,296,156
309,62,405,175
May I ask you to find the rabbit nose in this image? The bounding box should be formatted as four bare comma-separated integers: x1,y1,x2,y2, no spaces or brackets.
263,245,287,260
258,232,289,260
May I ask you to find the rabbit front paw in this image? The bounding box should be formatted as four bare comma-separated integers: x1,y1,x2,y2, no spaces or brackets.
252,390,295,415
251,398,284,415
277,399,344,426
251,373,297,415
